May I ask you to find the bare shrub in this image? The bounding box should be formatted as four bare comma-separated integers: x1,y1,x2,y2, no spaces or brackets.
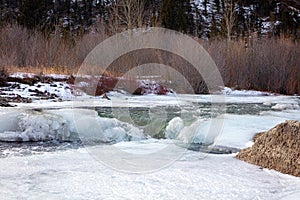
0,24,299,94
0,24,107,75
206,38,300,95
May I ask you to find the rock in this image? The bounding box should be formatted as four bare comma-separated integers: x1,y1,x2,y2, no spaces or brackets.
0,68,9,87
0,99,14,107
0,95,32,106
66,75,75,84
133,83,173,95
0,95,32,105
188,144,240,154
68,75,174,96
102,93,111,100
95,76,118,96
236,120,300,177
7,76,39,86
252,131,265,142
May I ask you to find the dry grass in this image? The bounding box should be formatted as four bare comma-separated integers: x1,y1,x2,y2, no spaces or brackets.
5,65,73,75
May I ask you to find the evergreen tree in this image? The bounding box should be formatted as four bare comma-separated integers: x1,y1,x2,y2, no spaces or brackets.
18,0,54,32
235,4,246,37
203,0,208,15
160,0,194,34
274,1,300,37
193,1,207,38
209,17,220,39
144,0,163,26
0,0,298,40
0,0,21,26
214,0,221,13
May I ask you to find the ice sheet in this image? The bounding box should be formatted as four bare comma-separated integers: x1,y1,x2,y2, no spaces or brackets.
0,92,299,199
1,148,300,199
14,93,300,110
214,114,287,148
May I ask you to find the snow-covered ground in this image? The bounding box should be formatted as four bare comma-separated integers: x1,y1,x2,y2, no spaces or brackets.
1,74,300,199
1,81,73,100
1,145,300,199
1,73,72,101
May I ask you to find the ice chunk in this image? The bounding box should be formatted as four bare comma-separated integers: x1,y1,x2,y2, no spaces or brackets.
0,109,20,132
71,114,127,143
0,110,69,142
50,109,144,143
220,87,272,96
271,103,300,110
165,117,184,139
177,119,217,145
0,108,144,143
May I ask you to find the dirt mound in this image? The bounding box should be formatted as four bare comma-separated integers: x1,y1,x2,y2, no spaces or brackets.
236,120,300,177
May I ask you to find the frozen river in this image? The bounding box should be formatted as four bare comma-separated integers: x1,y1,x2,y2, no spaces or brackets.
0,93,300,199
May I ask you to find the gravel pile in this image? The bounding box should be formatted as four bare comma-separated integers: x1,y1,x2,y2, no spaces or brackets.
236,120,300,177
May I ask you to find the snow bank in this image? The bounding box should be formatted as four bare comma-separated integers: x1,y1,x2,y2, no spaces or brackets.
0,109,144,143
221,87,272,96
10,72,68,79
9,72,36,79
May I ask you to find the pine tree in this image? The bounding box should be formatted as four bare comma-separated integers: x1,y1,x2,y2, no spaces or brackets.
193,1,206,38
209,17,220,39
275,1,300,37
203,0,208,15
235,4,246,37
18,0,54,32
0,0,22,26
214,0,221,13
144,0,162,26
160,0,194,34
